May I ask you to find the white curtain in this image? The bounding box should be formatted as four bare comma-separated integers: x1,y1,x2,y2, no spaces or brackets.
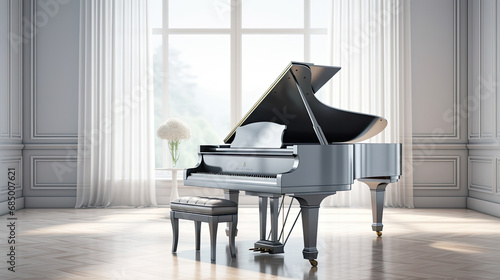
76,0,157,208
324,0,413,207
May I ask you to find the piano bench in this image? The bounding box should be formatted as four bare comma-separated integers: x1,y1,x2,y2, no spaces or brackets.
170,196,238,263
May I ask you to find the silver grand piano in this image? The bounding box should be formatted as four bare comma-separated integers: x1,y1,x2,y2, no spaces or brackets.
184,62,401,267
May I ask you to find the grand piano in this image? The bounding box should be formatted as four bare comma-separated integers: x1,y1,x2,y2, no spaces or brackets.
184,62,401,267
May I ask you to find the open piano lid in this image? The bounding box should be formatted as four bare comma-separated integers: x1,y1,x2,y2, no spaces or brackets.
224,62,387,145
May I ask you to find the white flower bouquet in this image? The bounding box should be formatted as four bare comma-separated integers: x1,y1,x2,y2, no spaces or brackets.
157,118,191,167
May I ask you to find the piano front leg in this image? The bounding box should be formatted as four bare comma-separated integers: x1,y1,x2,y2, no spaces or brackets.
248,193,284,254
224,190,239,236
360,181,388,237
259,196,268,241
257,195,281,242
293,193,336,267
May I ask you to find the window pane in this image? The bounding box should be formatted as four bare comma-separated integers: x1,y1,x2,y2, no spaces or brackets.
149,0,163,29
242,0,303,28
310,34,328,65
310,0,329,28
169,0,230,28
152,35,164,168
310,34,330,101
167,35,230,168
242,35,304,114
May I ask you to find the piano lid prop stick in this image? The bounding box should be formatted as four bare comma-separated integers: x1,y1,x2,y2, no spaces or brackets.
291,69,328,145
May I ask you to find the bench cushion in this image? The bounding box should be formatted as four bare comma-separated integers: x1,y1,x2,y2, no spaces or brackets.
171,196,238,215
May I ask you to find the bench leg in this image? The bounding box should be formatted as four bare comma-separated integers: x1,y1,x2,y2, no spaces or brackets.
170,211,179,253
195,221,201,250
209,217,219,263
229,215,237,258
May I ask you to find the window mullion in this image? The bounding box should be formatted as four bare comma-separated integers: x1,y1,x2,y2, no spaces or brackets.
162,0,170,168
304,0,311,62
231,0,242,127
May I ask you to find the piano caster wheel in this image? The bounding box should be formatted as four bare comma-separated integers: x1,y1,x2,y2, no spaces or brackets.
376,231,382,237
309,259,318,267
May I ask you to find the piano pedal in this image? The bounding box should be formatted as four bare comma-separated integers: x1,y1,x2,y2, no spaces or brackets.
249,247,273,253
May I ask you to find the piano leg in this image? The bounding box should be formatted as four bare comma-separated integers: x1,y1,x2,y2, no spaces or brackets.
362,181,388,237
293,193,335,267
259,196,268,241
269,196,280,243
250,193,284,254
224,189,239,236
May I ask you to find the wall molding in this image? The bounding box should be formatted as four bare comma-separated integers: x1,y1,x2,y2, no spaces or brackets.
467,197,500,218
0,144,24,150
0,197,24,216
0,0,10,138
413,0,461,140
468,0,499,140
467,143,500,150
31,156,77,190
468,156,495,193
497,158,500,194
29,0,78,140
10,0,22,139
24,196,75,208
1,0,11,139
468,0,480,139
0,156,22,195
414,196,466,208
412,144,468,150
0,0,22,140
23,144,77,150
413,156,460,189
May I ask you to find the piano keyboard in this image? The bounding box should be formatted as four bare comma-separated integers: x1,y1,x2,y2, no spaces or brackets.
189,172,277,183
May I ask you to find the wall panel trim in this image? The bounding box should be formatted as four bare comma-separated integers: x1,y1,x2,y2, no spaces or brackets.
413,0,461,140
30,156,77,190
29,0,78,140
413,156,460,189
0,156,22,195
468,156,495,193
497,158,500,194
0,144,24,150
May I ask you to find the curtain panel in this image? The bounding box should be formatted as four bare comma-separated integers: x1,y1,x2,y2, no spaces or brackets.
76,0,157,207
324,0,413,207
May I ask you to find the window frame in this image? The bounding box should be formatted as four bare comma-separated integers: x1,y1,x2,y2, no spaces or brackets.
153,0,327,172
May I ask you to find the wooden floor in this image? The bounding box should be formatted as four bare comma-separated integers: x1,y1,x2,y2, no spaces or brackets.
1,207,500,279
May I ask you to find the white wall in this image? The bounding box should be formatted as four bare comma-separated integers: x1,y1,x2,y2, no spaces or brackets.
467,0,500,217
411,0,469,208
0,0,24,215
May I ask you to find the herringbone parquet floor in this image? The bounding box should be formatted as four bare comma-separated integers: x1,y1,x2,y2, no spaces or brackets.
1,207,500,279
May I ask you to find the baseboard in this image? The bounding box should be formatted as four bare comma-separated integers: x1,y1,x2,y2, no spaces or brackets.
0,197,25,216
467,197,500,218
24,197,76,208
414,197,466,208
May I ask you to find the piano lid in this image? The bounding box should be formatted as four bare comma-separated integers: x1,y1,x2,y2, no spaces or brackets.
224,62,387,145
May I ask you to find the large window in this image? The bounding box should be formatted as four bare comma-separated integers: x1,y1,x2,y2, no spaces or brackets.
150,0,329,169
